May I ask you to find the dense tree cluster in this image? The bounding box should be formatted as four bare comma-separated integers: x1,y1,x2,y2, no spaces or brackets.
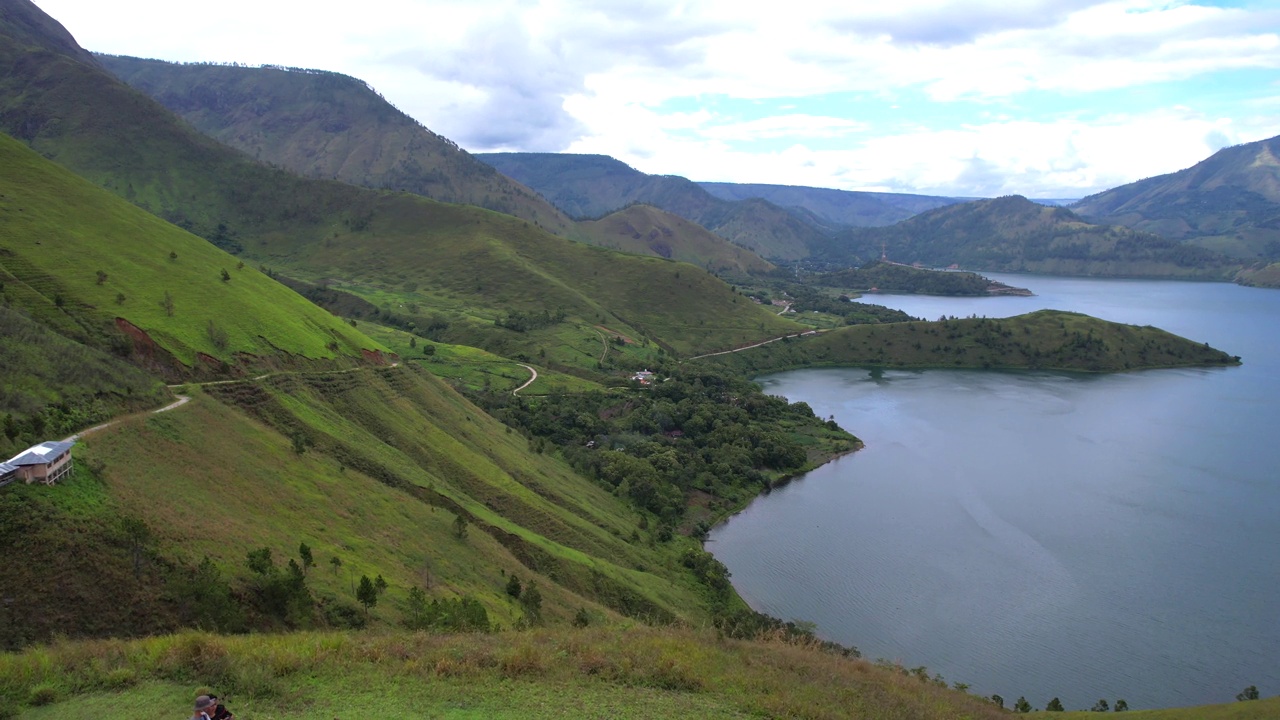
471,368,848,523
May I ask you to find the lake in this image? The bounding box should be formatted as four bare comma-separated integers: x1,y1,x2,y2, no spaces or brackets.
706,275,1280,711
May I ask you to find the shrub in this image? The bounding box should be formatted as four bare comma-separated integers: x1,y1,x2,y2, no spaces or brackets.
26,684,58,707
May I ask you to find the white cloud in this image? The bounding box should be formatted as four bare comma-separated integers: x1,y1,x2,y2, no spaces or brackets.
30,0,1280,195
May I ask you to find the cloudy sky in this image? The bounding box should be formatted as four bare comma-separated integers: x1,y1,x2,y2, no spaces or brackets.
35,0,1280,198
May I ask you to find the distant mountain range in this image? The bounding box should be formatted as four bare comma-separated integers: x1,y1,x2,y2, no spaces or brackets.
93,52,1280,287
697,181,963,230
817,195,1238,279
478,152,827,260
1072,134,1280,261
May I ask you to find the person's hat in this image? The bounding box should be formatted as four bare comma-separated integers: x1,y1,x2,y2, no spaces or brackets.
194,695,216,711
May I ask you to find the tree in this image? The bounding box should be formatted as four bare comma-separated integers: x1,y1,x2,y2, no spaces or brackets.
298,543,313,575
95,270,108,285
505,574,522,599
1237,686,1259,702
519,580,543,623
169,251,177,261
220,268,231,282
356,575,378,615
1014,696,1032,713
1046,697,1064,711
408,337,416,348
452,514,468,539
374,574,388,594
160,291,174,316
329,556,342,574
423,344,435,356
246,547,274,576
572,607,591,627
990,695,1004,709
115,292,126,305
1114,699,1129,711
1091,699,1109,712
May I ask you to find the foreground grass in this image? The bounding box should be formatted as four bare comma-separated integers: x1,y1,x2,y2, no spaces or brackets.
0,627,1010,720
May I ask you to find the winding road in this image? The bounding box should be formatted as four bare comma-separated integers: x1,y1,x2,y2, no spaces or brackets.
512,364,538,395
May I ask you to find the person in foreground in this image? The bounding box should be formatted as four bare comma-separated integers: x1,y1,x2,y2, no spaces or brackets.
191,694,234,720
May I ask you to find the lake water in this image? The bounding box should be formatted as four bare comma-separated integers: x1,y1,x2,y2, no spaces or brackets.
706,275,1280,711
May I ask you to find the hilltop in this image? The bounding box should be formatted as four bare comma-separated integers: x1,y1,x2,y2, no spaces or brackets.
698,181,963,229
96,54,575,235
819,195,1238,279
576,204,774,274
479,152,828,260
1072,134,1280,261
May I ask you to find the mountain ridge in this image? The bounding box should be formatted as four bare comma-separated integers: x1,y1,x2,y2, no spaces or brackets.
1072,134,1280,260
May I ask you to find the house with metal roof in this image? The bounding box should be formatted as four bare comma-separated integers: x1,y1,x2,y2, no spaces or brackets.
1,440,75,487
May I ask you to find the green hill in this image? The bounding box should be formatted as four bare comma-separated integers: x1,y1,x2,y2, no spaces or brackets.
0,133,377,370
699,181,963,229
479,152,828,260
576,204,774,274
821,195,1239,278
0,12,799,368
813,261,1030,296
697,310,1239,375
1072,134,1280,260
95,54,576,236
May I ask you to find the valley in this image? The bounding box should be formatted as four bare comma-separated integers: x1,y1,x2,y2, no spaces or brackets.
0,0,1275,717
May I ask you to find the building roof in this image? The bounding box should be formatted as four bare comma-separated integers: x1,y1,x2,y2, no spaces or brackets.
0,461,17,476
5,440,75,467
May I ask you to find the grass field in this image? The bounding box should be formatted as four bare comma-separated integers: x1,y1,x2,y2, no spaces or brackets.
0,627,1014,720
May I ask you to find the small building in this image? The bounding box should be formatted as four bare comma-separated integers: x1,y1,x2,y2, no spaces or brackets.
631,370,655,385
1,440,75,487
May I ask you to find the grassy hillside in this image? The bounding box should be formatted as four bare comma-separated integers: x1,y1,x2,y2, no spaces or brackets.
0,364,725,647
697,310,1239,374
1073,134,1280,259
577,204,774,274
479,153,828,260
96,54,575,236
0,627,1015,720
1234,262,1280,289
699,181,963,229
0,132,379,371
821,195,1239,279
0,306,168,456
0,20,798,367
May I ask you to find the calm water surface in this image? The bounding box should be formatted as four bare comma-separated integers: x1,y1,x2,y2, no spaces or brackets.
707,275,1280,710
